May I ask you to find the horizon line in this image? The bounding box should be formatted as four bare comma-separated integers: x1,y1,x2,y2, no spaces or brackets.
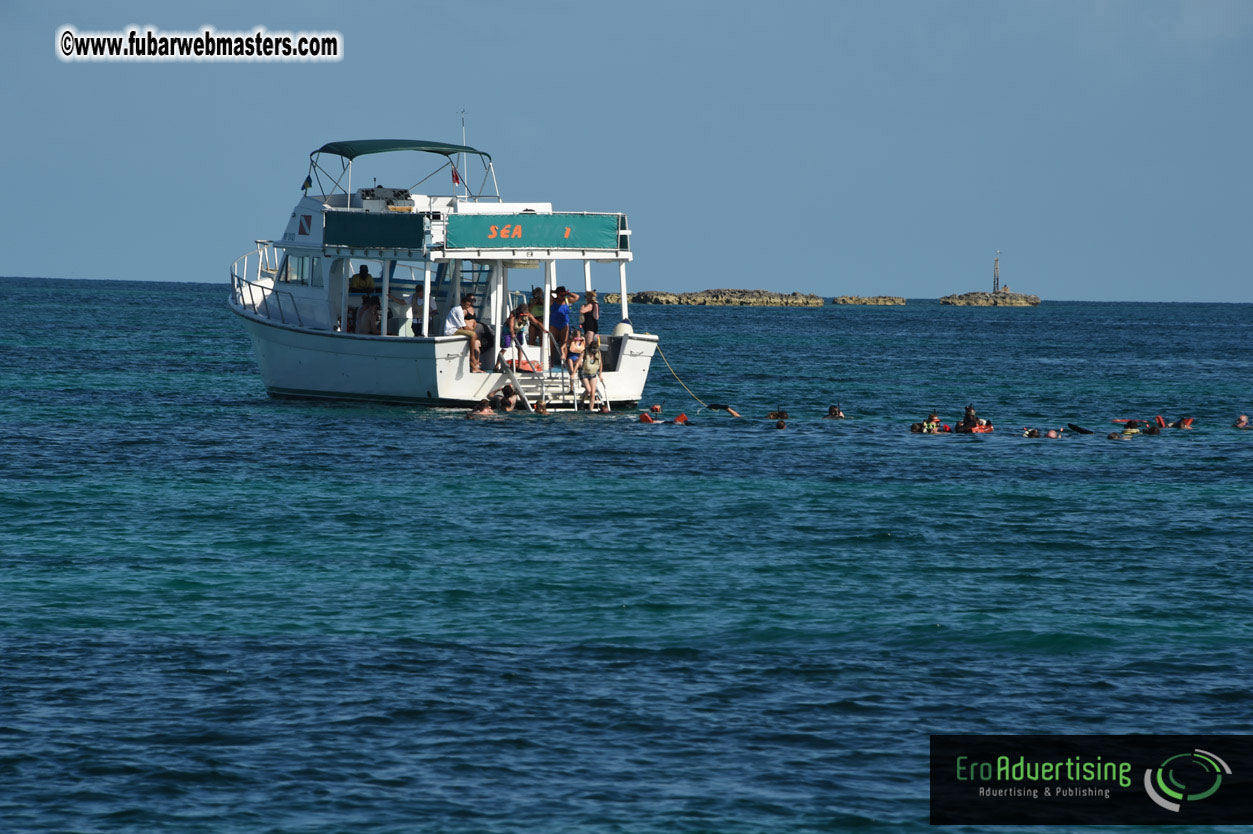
1,274,1250,305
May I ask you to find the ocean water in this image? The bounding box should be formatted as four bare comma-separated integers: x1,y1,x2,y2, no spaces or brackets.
2,276,1251,833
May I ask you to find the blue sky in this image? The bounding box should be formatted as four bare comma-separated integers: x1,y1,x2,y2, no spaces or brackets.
1,0,1250,301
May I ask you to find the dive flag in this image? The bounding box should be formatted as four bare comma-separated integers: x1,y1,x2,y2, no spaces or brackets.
451,165,460,186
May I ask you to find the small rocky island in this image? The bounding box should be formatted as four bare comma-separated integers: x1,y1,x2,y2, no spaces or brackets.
604,289,824,307
940,291,1040,307
832,295,905,305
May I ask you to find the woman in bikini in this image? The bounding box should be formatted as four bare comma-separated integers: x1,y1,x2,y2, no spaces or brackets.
565,329,586,392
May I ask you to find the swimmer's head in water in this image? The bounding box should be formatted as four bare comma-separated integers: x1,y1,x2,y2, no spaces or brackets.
776,420,786,429
1046,429,1059,439
1107,432,1120,439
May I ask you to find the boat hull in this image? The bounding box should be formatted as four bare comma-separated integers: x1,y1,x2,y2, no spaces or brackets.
229,304,656,408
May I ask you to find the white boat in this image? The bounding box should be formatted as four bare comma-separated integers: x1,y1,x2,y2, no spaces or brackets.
227,139,657,410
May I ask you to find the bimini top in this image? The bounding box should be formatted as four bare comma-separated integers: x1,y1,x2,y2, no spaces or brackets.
312,139,490,161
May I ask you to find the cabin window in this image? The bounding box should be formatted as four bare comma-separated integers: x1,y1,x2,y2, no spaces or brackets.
309,257,322,287
279,256,311,285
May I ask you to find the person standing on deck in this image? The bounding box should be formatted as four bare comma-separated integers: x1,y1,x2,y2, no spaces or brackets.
564,329,586,392
527,288,545,345
388,284,426,336
580,334,605,410
549,286,579,367
580,290,600,341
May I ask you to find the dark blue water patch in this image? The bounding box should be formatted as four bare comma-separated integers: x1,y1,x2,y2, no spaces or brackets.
1,278,1252,832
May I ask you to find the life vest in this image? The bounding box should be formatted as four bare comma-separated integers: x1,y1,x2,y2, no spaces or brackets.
639,413,656,423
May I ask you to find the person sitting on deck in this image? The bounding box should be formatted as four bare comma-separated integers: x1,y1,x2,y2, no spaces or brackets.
444,296,482,372
503,304,541,368
350,264,375,293
354,295,381,335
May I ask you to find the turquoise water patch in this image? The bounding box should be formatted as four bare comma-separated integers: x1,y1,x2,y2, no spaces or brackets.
1,278,1251,832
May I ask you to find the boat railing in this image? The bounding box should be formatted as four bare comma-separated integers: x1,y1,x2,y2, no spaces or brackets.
256,240,279,276
231,247,304,328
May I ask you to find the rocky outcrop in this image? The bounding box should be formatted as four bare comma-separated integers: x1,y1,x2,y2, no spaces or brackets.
603,289,825,307
832,295,906,305
940,291,1040,307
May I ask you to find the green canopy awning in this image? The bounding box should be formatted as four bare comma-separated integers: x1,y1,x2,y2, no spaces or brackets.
312,139,490,161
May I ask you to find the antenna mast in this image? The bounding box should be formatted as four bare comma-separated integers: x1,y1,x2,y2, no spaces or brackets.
459,108,467,199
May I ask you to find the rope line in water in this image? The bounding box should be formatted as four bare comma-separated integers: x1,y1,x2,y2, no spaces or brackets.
655,344,709,410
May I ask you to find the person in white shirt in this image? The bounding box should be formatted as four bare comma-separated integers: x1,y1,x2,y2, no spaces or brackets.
444,296,481,371
390,285,427,336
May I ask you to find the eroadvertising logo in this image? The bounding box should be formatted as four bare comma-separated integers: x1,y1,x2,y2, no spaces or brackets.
930,735,1253,825
1143,749,1231,812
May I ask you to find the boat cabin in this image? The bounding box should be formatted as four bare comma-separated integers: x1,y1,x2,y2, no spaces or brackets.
231,139,635,374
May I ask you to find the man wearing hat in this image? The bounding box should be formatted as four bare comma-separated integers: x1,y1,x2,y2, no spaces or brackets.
549,285,579,367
